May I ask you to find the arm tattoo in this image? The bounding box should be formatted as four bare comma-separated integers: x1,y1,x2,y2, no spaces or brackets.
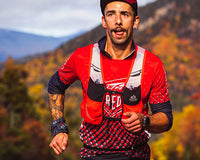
48,93,65,121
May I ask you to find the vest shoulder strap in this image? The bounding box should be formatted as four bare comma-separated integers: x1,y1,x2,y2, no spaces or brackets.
126,46,146,90
90,43,103,84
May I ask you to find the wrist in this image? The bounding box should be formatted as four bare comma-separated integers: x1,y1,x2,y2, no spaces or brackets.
50,117,69,138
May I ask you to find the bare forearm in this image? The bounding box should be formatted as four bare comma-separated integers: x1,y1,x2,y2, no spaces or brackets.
148,112,169,133
48,93,65,121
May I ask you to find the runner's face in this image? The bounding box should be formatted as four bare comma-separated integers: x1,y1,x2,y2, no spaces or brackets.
102,1,139,46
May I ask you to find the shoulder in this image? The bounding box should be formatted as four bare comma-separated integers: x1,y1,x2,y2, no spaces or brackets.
61,44,94,70
73,44,94,57
145,48,162,65
136,45,166,80
65,44,94,66
136,45,164,69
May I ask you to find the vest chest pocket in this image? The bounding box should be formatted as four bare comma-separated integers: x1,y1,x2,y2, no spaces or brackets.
123,86,141,106
103,91,123,119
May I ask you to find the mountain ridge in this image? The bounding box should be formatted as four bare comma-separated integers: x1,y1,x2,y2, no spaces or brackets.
0,28,85,62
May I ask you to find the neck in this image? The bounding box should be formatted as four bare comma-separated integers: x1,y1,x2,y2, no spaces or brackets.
105,37,133,60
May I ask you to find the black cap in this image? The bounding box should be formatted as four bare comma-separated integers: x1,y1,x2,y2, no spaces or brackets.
100,0,138,16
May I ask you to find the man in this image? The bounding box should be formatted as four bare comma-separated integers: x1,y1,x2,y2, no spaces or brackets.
48,0,173,159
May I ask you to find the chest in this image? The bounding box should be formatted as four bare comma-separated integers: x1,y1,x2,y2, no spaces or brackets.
101,57,133,85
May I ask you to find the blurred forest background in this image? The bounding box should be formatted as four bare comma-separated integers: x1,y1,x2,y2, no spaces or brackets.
0,0,199,159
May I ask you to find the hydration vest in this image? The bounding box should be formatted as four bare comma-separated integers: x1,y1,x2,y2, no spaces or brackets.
80,43,148,125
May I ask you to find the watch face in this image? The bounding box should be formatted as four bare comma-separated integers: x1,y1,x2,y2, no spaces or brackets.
146,116,150,126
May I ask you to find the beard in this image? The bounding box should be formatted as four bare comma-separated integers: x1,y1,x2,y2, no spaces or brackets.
107,27,133,47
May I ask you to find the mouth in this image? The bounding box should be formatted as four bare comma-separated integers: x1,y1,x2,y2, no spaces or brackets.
113,28,125,38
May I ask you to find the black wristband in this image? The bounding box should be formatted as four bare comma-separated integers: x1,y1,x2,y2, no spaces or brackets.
50,117,69,138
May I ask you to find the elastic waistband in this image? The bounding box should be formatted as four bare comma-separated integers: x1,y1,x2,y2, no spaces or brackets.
84,144,133,152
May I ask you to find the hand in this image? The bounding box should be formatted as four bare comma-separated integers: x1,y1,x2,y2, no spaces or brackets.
121,112,144,133
49,133,68,155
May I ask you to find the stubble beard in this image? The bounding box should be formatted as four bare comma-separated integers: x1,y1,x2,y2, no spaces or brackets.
108,29,133,47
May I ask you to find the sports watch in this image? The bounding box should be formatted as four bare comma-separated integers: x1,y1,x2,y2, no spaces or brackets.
143,115,150,128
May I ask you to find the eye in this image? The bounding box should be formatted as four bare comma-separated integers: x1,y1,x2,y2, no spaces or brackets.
121,11,130,17
107,12,114,17
108,13,113,17
106,11,115,17
122,13,129,17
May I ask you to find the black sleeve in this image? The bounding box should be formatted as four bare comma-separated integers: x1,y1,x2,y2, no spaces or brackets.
150,101,173,131
48,71,70,94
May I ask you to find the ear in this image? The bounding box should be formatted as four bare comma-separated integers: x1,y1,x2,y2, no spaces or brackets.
133,16,140,29
102,16,107,29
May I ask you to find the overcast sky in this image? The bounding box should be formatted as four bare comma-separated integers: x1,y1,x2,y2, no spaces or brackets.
0,0,156,37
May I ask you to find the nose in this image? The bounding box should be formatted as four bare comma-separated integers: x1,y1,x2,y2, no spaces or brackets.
115,14,122,25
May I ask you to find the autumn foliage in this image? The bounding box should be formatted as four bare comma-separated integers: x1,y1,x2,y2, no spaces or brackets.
0,58,53,160
151,105,200,160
